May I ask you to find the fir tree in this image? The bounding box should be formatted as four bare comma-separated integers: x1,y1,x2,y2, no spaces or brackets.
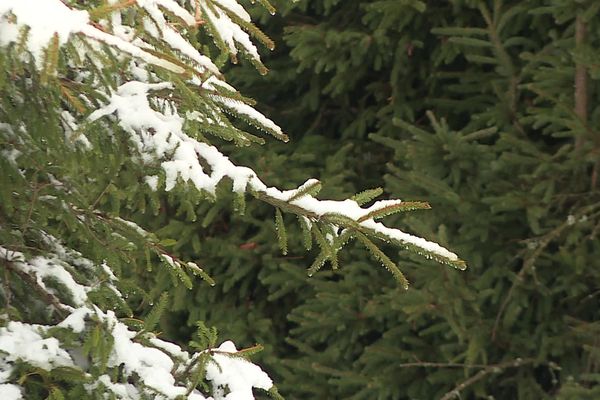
0,1,464,399
165,0,600,398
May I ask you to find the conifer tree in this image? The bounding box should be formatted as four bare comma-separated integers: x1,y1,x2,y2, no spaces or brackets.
0,1,464,399
169,0,600,398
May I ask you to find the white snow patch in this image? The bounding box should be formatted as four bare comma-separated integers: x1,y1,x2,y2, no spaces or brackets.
0,321,74,370
58,307,91,333
0,246,89,306
200,3,260,60
103,310,188,398
0,0,89,66
206,341,273,400
0,384,22,400
145,175,159,191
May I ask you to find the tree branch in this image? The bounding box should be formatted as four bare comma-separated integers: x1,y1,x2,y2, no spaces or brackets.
1,258,69,319
439,358,535,400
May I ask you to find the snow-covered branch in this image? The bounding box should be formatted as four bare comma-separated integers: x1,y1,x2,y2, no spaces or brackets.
0,0,465,398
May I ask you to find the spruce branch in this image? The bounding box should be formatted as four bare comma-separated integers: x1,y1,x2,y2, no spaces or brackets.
1,258,69,319
275,208,288,255
357,201,430,222
350,187,383,206
354,231,409,289
439,358,535,400
492,201,600,340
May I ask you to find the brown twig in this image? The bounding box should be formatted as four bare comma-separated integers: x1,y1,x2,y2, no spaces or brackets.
397,361,491,369
439,358,535,400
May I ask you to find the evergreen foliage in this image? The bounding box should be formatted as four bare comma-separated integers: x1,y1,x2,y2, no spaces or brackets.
0,0,464,399
155,0,600,399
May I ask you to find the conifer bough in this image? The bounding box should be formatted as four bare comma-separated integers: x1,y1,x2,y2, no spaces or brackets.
0,0,465,399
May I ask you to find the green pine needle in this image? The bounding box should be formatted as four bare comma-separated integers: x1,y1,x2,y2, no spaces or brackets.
234,343,264,359
297,215,313,250
288,180,322,201
350,187,383,206
307,251,328,277
268,386,285,400
357,201,431,222
255,0,277,16
143,292,169,332
233,192,246,215
275,208,288,255
186,262,216,286
355,231,409,289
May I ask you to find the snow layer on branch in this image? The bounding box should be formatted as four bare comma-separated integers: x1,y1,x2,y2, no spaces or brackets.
200,2,260,61
88,81,259,193
153,0,197,26
214,0,252,22
0,246,89,307
0,321,74,371
102,309,189,398
137,0,219,75
206,341,273,400
0,0,88,66
80,24,185,74
86,375,140,400
88,80,459,262
202,77,284,138
58,307,91,333
0,0,185,73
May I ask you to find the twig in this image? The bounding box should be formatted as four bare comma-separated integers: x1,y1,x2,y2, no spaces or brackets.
90,180,112,210
439,358,534,400
491,202,600,339
397,361,490,369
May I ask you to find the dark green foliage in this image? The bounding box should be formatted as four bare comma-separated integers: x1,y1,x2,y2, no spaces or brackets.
150,0,600,399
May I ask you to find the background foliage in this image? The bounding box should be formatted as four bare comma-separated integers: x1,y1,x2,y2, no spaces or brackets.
148,0,600,398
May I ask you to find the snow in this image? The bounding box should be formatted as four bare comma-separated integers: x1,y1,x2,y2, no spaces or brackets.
81,22,185,74
200,3,260,61
216,97,285,139
0,246,89,306
0,321,74,370
0,0,191,73
41,233,95,270
214,0,252,22
58,307,91,333
115,217,151,238
206,341,273,400
145,175,159,190
0,384,22,400
103,309,189,397
149,337,190,360
86,78,459,262
61,110,91,148
86,374,141,400
154,0,197,26
0,0,89,66
0,0,463,397
26,257,89,305
140,1,219,75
